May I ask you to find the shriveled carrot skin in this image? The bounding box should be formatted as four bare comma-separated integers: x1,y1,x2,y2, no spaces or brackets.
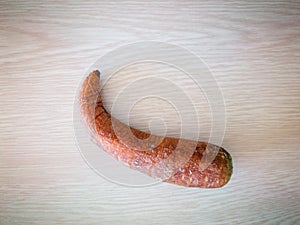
80,70,233,188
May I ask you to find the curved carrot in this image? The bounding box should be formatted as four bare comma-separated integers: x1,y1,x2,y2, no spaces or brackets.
79,70,233,188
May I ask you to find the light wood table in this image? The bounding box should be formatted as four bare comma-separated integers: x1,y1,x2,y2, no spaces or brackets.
1,1,299,224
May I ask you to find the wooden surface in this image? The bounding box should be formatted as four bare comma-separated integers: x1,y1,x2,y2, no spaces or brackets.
1,0,300,224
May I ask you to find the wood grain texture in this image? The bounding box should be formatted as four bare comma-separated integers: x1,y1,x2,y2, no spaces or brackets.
1,0,300,224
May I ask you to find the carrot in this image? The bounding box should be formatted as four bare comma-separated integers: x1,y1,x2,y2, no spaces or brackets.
80,70,233,188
